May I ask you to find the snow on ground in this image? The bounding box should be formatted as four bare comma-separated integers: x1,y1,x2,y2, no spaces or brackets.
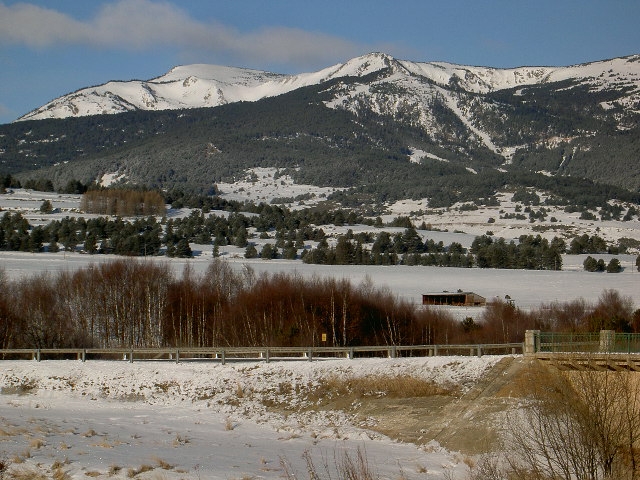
1,188,639,478
214,167,342,207
1,250,639,316
1,188,639,313
408,148,448,164
0,356,501,479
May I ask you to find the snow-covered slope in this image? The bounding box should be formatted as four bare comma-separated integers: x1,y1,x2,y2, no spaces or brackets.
18,52,640,122
400,54,640,93
0,357,502,480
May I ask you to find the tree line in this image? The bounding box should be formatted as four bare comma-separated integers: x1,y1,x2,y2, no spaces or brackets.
0,261,638,351
300,231,564,270
4,204,639,272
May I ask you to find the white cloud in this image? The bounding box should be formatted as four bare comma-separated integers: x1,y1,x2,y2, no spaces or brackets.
0,0,365,68
0,102,11,116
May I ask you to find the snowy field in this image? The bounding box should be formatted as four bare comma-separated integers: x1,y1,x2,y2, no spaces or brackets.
1,185,639,478
1,250,639,313
1,186,639,312
0,356,503,480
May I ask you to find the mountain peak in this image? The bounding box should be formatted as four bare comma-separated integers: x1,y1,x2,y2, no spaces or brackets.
334,52,398,77
15,52,640,122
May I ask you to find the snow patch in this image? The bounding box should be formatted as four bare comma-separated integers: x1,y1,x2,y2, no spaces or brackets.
99,172,127,187
409,147,449,164
215,167,342,207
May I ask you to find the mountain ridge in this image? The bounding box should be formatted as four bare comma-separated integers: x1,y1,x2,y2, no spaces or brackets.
3,52,640,204
18,52,640,124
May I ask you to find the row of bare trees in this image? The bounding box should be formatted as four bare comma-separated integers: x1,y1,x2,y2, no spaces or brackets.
80,189,166,216
0,260,638,350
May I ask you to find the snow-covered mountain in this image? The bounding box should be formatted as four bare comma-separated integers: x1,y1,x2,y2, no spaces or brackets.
17,53,399,121
6,52,640,198
18,52,640,127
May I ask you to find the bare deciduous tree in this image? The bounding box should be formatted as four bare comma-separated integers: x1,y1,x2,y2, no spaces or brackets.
506,360,640,480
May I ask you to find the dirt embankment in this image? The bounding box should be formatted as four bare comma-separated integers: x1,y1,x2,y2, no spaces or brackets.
339,356,532,455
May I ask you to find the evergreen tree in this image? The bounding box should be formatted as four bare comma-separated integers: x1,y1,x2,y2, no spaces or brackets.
260,243,277,260
334,236,354,264
48,239,59,253
234,226,248,248
84,232,98,254
282,241,297,260
244,244,258,258
39,200,53,214
174,239,192,258
606,258,622,273
29,226,45,252
583,256,599,272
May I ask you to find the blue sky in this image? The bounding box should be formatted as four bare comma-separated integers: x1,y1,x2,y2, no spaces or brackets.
1,0,639,124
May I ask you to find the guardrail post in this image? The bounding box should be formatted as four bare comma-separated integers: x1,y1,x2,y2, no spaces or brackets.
307,348,313,362
477,346,482,357
81,349,86,362
388,346,397,358
524,330,540,356
221,349,226,365
175,349,180,364
35,349,41,362
265,349,270,363
348,347,354,359
433,345,438,356
469,347,474,356
130,348,134,363
600,330,615,353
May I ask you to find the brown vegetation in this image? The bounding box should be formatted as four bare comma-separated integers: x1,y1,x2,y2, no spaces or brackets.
308,374,455,406
80,189,166,216
504,361,640,480
0,260,637,350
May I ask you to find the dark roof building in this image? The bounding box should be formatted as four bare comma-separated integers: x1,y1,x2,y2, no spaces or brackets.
422,291,486,307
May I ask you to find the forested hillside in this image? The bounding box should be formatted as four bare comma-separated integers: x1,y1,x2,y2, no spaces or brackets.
1,56,639,209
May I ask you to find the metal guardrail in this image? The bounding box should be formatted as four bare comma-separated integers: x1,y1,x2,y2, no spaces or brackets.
537,332,601,353
535,332,640,354
0,343,524,364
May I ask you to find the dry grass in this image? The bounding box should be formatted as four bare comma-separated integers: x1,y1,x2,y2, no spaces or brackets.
235,382,245,398
50,460,69,470
153,380,178,393
91,436,125,449
127,464,154,477
28,438,45,449
1,378,38,396
51,464,71,480
152,457,174,470
224,417,235,431
281,446,380,480
0,427,16,437
172,433,190,446
7,466,47,480
312,374,455,402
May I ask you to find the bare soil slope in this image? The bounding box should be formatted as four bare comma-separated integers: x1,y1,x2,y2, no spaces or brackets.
347,356,530,454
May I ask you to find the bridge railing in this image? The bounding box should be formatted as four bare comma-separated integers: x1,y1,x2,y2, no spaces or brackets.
525,330,640,355
0,342,524,364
